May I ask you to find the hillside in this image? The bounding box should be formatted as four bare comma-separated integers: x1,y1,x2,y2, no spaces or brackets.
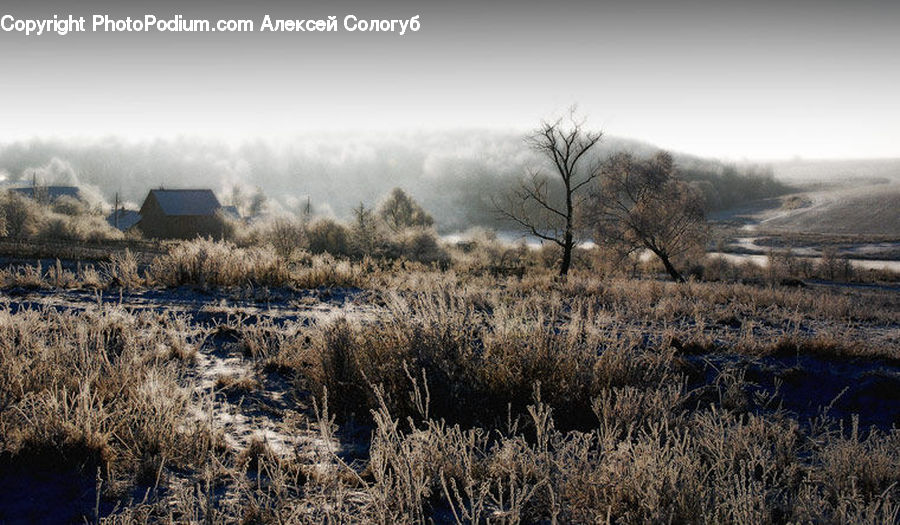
753,159,900,236
761,181,900,236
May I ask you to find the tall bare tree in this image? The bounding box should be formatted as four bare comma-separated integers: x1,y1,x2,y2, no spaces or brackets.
496,111,603,276
588,151,707,282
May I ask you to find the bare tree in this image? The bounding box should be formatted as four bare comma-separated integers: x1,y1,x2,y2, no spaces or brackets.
248,187,267,217
350,202,382,256
496,111,603,276
265,217,306,260
588,151,707,282
378,188,433,233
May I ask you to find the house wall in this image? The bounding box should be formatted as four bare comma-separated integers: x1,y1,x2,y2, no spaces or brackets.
138,195,225,240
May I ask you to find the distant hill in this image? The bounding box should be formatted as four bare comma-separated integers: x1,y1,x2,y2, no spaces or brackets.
761,179,900,236
0,132,792,231
708,158,900,237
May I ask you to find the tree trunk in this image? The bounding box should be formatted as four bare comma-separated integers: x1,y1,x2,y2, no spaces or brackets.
657,252,685,283
559,231,573,277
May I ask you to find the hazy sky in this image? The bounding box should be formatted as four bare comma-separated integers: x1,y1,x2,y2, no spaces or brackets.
1,0,898,160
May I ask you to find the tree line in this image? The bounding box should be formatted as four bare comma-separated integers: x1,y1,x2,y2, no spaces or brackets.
0,133,789,232
497,111,708,282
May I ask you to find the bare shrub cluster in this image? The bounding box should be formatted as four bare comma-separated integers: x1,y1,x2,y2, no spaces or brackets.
0,190,123,242
149,238,292,288
242,214,449,267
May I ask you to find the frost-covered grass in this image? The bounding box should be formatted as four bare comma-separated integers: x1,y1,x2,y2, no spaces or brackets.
0,240,898,523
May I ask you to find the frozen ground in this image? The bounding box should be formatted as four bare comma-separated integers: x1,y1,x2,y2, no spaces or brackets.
0,284,898,522
0,286,374,523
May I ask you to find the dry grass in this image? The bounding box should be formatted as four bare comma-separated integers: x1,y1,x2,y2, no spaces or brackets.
0,238,369,291
150,238,292,289
285,276,898,429
0,306,210,488
0,239,898,523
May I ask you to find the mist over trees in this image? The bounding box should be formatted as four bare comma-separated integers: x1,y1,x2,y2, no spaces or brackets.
0,132,790,232
680,161,789,210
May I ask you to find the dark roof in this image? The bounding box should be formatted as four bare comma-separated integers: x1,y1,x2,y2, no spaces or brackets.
11,186,80,201
106,209,142,231
146,189,221,216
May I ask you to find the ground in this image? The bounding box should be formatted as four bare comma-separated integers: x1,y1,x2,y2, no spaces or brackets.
0,273,898,522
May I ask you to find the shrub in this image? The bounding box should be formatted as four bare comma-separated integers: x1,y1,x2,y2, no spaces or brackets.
386,228,449,266
51,195,91,216
817,246,855,281
377,188,434,233
0,191,43,238
306,218,351,257
150,238,291,288
0,190,121,242
261,217,307,260
37,214,123,243
349,203,385,258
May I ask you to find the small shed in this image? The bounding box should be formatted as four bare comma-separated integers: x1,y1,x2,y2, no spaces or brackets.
137,189,224,239
106,209,142,231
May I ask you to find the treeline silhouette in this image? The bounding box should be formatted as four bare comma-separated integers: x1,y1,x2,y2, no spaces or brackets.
0,132,790,230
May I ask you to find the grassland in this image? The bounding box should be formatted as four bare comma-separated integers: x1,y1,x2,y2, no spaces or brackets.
0,238,898,523
0,241,900,523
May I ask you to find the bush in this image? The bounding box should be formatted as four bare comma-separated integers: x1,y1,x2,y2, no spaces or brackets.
37,214,123,243
377,188,434,233
817,246,854,281
0,190,121,242
386,228,449,266
150,238,291,288
51,195,91,216
0,191,43,238
306,218,351,257
349,203,385,258
260,217,307,260
449,229,532,276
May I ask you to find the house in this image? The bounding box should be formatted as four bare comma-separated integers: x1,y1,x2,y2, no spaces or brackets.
106,209,142,231
137,189,225,239
11,186,81,203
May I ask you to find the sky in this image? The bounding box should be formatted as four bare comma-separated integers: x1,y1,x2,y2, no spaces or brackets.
1,0,898,160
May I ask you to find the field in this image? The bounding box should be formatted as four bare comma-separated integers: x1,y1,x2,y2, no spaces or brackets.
709,160,900,279
0,239,898,523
